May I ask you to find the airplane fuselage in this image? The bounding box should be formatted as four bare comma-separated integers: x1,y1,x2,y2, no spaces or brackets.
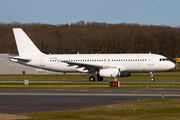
16,53,174,73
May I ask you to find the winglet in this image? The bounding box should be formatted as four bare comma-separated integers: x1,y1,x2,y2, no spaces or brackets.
13,28,44,56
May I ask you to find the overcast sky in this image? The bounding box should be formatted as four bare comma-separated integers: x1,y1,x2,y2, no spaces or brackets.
0,0,179,27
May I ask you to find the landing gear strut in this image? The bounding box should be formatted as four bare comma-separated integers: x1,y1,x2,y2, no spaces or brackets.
150,72,155,82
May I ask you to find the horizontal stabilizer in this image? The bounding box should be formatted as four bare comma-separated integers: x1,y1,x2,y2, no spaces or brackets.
10,56,31,63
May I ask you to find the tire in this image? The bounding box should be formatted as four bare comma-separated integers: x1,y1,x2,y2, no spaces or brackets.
97,76,103,81
89,76,95,81
150,78,155,82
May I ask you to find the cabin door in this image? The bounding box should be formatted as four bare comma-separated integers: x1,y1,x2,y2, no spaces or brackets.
148,55,154,66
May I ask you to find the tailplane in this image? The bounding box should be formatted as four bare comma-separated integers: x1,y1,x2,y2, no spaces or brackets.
13,28,44,56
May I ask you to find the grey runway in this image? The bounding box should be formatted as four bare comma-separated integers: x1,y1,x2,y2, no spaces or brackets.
0,89,180,114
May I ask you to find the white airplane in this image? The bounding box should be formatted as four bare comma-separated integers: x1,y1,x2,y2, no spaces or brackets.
10,28,175,82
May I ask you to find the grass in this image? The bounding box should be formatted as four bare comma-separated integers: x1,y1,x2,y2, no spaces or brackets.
0,83,180,89
0,71,180,81
0,71,179,89
21,98,180,120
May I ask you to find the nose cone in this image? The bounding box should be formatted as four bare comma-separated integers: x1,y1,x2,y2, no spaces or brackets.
168,62,175,70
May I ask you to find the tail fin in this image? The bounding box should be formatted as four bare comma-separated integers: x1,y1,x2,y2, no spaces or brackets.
13,28,44,56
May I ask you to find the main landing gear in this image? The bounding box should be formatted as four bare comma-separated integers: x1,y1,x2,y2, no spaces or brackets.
150,72,155,82
89,76,103,81
97,76,103,81
89,76,95,81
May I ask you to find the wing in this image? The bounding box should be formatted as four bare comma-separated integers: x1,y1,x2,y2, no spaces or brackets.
62,61,113,69
61,61,125,73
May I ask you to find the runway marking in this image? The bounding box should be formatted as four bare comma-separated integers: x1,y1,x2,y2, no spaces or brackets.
103,91,115,92
78,90,88,91
131,91,141,93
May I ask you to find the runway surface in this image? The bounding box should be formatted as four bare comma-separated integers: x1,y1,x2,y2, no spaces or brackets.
0,89,180,114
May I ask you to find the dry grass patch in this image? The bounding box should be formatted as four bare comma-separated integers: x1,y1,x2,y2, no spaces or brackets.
0,113,29,120
19,99,180,120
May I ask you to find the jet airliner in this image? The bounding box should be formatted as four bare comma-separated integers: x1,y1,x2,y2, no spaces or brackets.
10,28,175,82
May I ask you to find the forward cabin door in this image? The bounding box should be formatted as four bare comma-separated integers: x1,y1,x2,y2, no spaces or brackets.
40,56,45,66
148,55,154,66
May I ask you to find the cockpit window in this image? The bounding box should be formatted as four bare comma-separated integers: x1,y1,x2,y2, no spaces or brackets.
159,58,169,61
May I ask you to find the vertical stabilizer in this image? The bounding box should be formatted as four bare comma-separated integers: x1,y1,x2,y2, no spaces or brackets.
13,28,44,56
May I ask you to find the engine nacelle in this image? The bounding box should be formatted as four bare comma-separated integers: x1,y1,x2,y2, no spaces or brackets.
98,68,120,77
119,72,131,77
77,67,88,73
97,68,131,78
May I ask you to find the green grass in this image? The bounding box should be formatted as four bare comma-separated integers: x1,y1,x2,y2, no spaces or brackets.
0,83,180,89
0,71,180,81
0,71,179,89
21,98,180,120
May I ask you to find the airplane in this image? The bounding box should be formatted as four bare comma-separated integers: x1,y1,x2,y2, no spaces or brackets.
9,28,175,82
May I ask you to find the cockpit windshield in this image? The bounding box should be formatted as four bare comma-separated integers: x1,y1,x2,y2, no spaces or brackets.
159,58,169,61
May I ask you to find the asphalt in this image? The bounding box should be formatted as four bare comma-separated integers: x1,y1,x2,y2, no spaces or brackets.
0,89,180,114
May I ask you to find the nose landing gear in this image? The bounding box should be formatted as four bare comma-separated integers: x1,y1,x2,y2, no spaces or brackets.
150,72,155,82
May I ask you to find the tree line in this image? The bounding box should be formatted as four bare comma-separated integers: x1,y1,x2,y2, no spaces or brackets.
0,21,180,60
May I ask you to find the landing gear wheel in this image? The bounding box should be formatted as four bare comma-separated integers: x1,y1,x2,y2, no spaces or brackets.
97,76,103,81
150,72,155,82
150,78,155,82
89,76,95,82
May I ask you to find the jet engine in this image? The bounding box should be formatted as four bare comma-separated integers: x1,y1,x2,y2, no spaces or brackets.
97,68,120,77
96,68,131,78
